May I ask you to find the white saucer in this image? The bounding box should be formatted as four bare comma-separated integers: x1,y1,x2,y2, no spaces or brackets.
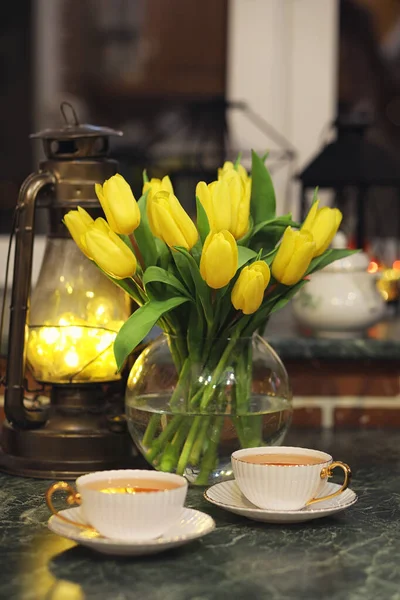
48,507,215,556
204,480,358,523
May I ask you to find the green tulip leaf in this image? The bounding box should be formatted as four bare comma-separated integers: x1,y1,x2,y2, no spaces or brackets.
306,248,359,276
250,150,276,224
238,246,258,268
117,234,135,253
143,266,192,299
261,151,269,163
172,250,196,296
174,247,213,327
143,169,149,184
270,280,309,313
234,152,242,170
250,213,299,238
134,191,158,268
155,238,170,270
195,196,210,245
114,296,190,370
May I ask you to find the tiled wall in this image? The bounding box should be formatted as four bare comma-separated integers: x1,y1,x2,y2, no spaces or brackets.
1,358,399,429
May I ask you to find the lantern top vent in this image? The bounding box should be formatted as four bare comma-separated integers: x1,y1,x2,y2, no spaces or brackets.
31,102,122,160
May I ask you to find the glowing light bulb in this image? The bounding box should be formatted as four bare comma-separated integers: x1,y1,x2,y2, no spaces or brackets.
64,349,79,368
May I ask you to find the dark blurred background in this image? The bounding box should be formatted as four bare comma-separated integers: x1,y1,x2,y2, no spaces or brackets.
0,0,399,260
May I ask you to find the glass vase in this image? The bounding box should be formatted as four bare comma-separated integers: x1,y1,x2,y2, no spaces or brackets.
125,333,292,486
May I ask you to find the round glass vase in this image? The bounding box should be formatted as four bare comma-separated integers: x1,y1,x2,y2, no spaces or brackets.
125,333,293,486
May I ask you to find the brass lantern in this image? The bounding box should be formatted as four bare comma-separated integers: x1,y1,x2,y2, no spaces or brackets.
0,104,136,478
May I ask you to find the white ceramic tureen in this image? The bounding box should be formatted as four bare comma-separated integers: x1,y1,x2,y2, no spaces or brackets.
292,233,386,338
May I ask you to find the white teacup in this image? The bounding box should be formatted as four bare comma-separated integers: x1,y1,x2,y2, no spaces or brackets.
232,447,351,511
46,469,188,541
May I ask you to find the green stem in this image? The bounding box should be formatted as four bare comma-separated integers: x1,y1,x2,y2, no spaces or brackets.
189,416,211,466
169,356,192,410
159,419,192,472
176,416,202,475
142,414,161,448
198,332,241,411
146,416,184,462
196,416,224,485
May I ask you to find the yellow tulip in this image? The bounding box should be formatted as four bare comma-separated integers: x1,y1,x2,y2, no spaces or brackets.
200,230,238,289
64,207,94,256
147,191,198,250
196,179,231,231
143,176,174,200
218,160,250,184
301,200,342,257
232,261,271,314
95,173,140,235
84,220,137,279
225,170,251,240
272,227,316,286
196,169,250,240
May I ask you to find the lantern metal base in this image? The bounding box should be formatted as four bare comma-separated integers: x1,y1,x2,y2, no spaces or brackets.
0,383,144,479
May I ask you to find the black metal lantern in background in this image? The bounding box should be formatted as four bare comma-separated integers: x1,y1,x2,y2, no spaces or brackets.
298,115,400,251
0,104,137,478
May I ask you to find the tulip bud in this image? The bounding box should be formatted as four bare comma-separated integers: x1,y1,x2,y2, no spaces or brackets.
196,179,231,232
147,191,198,250
231,261,271,314
143,175,174,200
84,220,137,279
301,200,342,257
226,171,251,240
197,170,250,240
272,227,316,286
63,207,94,256
95,174,140,235
200,230,238,289
218,160,250,185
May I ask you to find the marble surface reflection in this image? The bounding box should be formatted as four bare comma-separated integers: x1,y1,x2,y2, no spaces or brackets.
0,429,399,600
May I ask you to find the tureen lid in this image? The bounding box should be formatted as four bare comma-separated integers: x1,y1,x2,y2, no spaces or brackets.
323,232,369,272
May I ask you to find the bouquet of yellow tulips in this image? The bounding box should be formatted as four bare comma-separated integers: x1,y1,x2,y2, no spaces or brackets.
65,151,353,484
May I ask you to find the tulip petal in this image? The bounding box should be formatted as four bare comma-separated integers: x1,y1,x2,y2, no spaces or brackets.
271,227,297,280
168,194,198,249
85,228,137,279
103,175,140,234
250,260,271,288
280,241,315,286
161,176,174,195
312,207,342,256
301,200,319,232
64,209,94,256
242,272,265,314
212,179,232,231
154,201,191,249
196,182,214,229
200,230,237,289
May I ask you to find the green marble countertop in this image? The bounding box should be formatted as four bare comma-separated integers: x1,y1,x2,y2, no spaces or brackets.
0,428,399,600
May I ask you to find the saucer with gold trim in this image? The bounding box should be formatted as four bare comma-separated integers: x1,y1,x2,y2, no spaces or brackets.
48,506,215,555
204,480,357,523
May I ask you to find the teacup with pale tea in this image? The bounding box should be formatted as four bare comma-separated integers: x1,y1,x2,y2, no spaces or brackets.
232,447,351,511
46,469,188,541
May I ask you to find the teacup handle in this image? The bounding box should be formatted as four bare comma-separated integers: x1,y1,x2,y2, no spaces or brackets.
305,461,352,507
46,481,94,531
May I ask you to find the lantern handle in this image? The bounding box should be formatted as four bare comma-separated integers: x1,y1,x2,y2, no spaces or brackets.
4,170,56,429
60,102,80,127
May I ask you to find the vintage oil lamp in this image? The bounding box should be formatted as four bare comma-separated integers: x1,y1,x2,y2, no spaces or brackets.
0,104,136,478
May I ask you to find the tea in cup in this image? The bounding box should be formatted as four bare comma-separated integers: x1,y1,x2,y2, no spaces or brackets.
46,469,188,541
231,447,351,511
